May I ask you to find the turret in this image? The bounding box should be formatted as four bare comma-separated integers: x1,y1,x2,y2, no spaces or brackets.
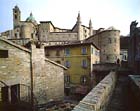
89,19,93,36
13,5,21,28
77,12,82,40
77,12,81,25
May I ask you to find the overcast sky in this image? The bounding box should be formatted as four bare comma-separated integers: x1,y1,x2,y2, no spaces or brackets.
0,0,140,35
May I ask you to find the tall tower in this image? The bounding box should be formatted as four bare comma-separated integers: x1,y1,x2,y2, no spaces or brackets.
13,5,21,28
89,19,93,36
77,12,82,40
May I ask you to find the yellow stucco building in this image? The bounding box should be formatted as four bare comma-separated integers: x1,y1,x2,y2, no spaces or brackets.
45,42,99,94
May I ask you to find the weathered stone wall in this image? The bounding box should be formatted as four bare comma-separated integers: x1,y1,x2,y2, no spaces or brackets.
0,30,14,39
31,45,64,104
72,71,117,111
86,30,120,63
20,22,36,39
8,38,30,46
45,59,64,101
99,30,120,63
129,75,140,103
48,32,78,41
0,39,65,105
0,39,31,102
92,63,118,71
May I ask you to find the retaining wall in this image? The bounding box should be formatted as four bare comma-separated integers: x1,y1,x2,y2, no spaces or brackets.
72,71,117,111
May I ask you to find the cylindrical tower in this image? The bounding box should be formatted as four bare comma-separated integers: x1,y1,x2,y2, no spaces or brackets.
89,19,93,36
99,27,120,63
21,23,35,39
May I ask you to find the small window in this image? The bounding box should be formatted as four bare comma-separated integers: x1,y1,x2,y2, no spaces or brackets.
15,33,18,38
106,56,109,60
81,75,87,84
108,38,112,43
45,51,50,56
14,10,17,13
0,50,8,58
65,60,70,68
31,33,34,38
82,59,87,68
82,47,87,55
124,55,127,60
95,50,98,56
114,38,117,43
91,48,94,54
65,75,70,83
56,49,60,56
15,15,17,19
65,48,70,56
56,61,61,64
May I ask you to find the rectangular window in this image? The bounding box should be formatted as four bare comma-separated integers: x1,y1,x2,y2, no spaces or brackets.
82,47,87,55
108,38,112,43
95,50,99,56
56,61,61,64
65,48,70,56
65,75,70,83
15,15,17,19
56,49,60,56
81,75,87,84
106,56,109,60
95,50,97,56
45,51,50,56
65,60,70,68
15,33,17,38
82,59,87,68
114,38,117,43
0,50,8,58
91,48,94,54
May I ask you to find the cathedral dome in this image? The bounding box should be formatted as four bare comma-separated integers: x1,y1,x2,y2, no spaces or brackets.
26,12,37,24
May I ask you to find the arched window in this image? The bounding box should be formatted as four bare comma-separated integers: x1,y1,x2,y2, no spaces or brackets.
15,15,17,19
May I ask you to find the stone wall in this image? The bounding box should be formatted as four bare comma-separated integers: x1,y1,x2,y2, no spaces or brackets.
86,30,120,63
48,32,78,41
0,38,31,102
45,59,64,101
8,38,30,46
92,63,118,71
72,71,117,111
99,30,120,63
0,38,65,105
129,75,140,103
31,45,65,104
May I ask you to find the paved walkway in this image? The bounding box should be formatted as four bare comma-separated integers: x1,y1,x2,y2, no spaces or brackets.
106,75,129,111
